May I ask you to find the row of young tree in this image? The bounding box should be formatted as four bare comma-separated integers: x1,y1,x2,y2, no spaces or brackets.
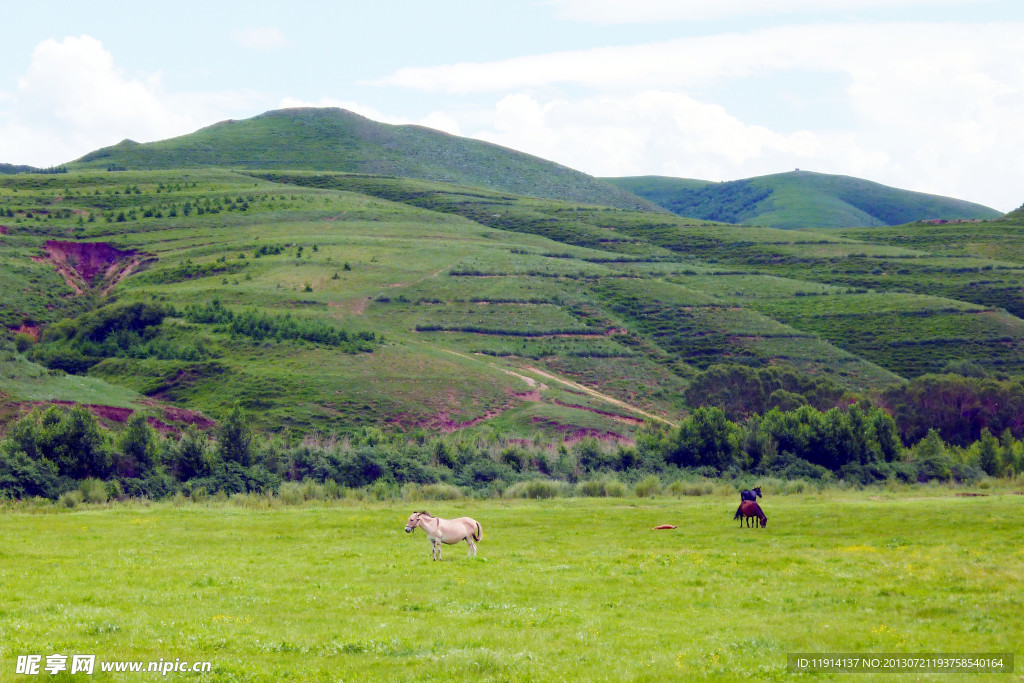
1,398,1021,501
686,363,1024,448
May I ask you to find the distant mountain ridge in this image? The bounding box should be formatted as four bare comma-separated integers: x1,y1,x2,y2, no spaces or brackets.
604,171,1002,229
68,107,658,212
1,163,39,174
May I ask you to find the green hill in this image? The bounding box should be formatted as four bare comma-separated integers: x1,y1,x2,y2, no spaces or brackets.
1,163,40,174
68,107,656,211
1005,204,1024,220
605,171,1002,228
2,113,1023,441
6,168,1024,440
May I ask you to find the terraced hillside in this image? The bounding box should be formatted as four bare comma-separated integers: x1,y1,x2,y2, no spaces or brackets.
606,171,1001,228
3,167,1023,440
68,108,656,212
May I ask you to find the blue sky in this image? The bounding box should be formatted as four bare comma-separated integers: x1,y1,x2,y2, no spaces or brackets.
2,0,1022,210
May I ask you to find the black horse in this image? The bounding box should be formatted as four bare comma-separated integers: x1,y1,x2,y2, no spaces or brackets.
740,486,762,502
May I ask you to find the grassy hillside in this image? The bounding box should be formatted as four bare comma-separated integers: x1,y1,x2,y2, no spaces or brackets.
67,108,656,212
606,171,1002,228
0,170,686,437
3,168,1024,437
841,211,1024,263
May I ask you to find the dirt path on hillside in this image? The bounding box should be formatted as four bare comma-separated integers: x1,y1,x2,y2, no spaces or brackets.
386,266,448,290
430,345,676,428
522,365,677,427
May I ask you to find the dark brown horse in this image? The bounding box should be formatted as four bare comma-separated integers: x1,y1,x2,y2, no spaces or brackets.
734,500,768,528
740,486,762,502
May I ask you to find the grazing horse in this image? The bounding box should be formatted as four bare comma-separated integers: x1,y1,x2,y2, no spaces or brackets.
740,486,762,502
734,500,768,528
404,510,482,560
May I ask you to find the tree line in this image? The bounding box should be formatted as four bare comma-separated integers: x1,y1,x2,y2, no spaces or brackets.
2,395,1021,502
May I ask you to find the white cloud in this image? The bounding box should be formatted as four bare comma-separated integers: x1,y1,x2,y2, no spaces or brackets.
460,87,1020,210
376,21,1024,210
0,36,263,166
231,26,289,50
376,22,1024,94
548,0,999,23
16,36,189,140
475,91,871,181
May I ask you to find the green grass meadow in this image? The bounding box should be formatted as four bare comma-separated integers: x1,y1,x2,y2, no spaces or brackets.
0,492,1020,681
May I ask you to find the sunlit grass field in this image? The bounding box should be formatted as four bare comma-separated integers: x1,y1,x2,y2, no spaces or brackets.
0,492,1020,681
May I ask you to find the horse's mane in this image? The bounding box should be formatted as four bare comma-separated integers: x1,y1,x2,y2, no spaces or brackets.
417,510,433,517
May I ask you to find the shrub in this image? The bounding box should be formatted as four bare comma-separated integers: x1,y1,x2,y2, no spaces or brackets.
666,407,742,472
59,490,84,508
603,479,628,497
665,479,715,496
14,333,33,353
911,430,953,482
577,479,605,497
0,448,60,498
115,414,158,478
367,479,398,501
217,405,253,467
323,479,344,500
329,449,384,488
278,481,306,505
634,475,662,498
168,426,209,480
576,477,627,497
574,439,615,472
300,479,327,501
78,478,108,504
504,479,566,499
420,483,464,500
105,479,124,501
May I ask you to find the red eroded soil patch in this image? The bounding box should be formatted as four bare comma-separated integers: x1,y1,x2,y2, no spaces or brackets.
147,417,179,436
39,240,154,296
5,399,217,435
41,401,133,425
88,404,134,423
159,406,217,430
47,241,137,282
11,324,41,341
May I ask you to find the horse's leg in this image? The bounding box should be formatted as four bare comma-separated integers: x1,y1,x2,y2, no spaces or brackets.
467,537,476,558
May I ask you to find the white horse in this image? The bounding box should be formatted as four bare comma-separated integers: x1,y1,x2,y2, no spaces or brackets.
404,510,481,560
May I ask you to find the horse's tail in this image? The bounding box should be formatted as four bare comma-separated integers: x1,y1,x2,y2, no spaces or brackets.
733,504,743,520
473,521,482,542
